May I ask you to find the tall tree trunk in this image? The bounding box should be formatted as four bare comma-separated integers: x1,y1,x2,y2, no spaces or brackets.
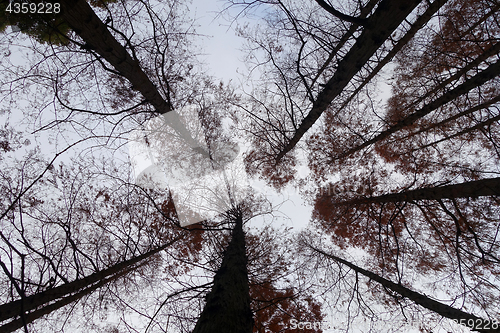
307,244,499,333
312,0,379,87
59,0,171,113
335,58,500,160
414,113,500,151
0,237,181,323
327,0,448,121
389,41,500,130
0,262,134,333
59,0,208,153
192,209,253,333
276,0,422,161
400,94,500,142
327,177,500,206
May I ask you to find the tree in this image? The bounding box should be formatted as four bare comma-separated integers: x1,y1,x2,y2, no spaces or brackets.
2,0,500,332
307,0,500,172
58,0,211,157
334,58,500,160
1,1,315,331
191,207,253,333
311,177,500,328
303,242,500,333
58,0,171,113
0,236,182,333
273,0,422,161
234,0,432,187
0,151,209,331
246,225,324,333
234,0,500,192
318,177,500,206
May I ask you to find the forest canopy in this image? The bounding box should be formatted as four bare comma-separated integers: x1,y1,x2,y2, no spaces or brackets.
0,0,499,332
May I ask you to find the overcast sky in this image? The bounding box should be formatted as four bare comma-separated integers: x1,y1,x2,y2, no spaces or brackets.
188,0,316,231
0,1,485,332
193,0,246,83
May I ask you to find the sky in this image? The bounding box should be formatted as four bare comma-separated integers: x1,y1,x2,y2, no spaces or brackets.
191,0,247,83
182,3,482,333
0,1,488,332
187,0,316,231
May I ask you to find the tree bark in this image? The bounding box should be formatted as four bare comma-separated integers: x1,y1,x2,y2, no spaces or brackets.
276,0,422,161
0,237,181,323
59,0,172,114
330,177,500,206
307,244,499,333
336,58,500,160
192,210,253,333
59,0,208,153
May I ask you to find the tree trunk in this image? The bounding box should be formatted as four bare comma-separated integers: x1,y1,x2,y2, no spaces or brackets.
336,58,500,160
0,262,134,333
59,0,172,113
192,210,253,333
402,94,500,141
312,0,379,86
387,41,500,128
59,0,208,153
327,0,448,121
276,0,422,161
308,244,499,333
414,113,500,151
0,237,181,323
330,177,500,206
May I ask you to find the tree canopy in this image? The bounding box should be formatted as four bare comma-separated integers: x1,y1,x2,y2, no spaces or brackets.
1,0,499,332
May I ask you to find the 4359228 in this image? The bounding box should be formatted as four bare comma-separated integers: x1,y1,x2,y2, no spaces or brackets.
5,1,60,14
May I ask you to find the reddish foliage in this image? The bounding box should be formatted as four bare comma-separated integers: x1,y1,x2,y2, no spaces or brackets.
244,229,324,332
251,282,324,333
245,149,297,190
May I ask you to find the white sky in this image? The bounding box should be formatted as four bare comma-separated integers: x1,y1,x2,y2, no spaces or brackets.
188,0,317,231
0,2,486,332
192,0,247,83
